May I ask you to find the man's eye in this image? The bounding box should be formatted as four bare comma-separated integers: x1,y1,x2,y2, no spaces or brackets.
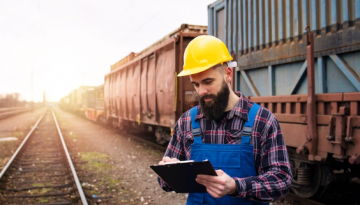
204,81,212,85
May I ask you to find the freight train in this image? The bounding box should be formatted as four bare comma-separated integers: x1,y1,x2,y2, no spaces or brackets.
60,1,360,202
60,24,207,144
104,24,207,144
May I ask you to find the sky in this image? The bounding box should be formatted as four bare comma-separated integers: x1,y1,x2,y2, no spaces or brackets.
0,0,214,102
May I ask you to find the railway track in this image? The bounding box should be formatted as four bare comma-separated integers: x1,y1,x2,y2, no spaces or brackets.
0,108,33,120
0,109,88,205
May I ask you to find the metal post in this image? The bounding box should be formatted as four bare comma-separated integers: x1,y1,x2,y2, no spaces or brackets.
31,71,34,109
305,26,318,161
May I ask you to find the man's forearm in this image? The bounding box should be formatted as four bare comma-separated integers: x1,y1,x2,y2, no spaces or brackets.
232,170,292,202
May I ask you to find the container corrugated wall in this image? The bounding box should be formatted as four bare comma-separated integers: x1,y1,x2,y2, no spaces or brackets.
208,0,360,96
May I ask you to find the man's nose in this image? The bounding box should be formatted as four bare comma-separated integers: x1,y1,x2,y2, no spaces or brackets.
198,85,208,96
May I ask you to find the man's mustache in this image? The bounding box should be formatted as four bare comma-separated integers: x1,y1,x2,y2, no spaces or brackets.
200,94,216,101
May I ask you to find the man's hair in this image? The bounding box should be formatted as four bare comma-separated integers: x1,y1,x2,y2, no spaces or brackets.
211,63,228,73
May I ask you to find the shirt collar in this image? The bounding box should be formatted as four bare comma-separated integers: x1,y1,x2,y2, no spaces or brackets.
194,91,250,121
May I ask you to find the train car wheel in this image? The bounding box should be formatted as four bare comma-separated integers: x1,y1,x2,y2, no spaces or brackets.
155,127,171,145
291,162,332,199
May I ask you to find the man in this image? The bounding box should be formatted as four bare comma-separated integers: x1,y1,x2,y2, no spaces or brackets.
158,35,292,204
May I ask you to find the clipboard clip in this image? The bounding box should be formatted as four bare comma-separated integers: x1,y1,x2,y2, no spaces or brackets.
164,160,194,165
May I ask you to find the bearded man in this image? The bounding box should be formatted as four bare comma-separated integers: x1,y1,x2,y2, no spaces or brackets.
158,35,292,205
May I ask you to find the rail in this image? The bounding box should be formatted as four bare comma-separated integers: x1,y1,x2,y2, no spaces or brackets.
0,111,45,179
0,109,88,205
0,107,33,120
52,110,88,205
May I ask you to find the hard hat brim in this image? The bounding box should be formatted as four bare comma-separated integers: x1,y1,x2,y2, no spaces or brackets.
178,60,237,77
177,64,216,77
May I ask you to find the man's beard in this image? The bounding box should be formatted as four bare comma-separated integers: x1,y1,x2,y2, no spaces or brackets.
199,80,230,120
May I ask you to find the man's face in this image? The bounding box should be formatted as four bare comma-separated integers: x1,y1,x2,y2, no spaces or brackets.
190,67,230,120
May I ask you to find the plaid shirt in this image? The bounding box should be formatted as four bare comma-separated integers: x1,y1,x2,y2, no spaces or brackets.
158,92,292,202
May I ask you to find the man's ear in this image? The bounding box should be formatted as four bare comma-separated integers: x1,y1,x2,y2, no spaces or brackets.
224,67,233,83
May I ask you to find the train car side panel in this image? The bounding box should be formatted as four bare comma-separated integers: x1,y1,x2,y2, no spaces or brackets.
155,40,176,127
146,54,156,123
115,71,121,119
104,76,110,118
120,69,127,120
126,64,135,121
140,58,148,124
133,62,141,123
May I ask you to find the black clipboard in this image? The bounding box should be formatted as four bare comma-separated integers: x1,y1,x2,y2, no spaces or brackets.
150,160,217,193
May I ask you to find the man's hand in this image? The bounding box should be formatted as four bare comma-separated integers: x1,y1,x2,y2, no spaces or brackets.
196,169,237,198
158,157,179,165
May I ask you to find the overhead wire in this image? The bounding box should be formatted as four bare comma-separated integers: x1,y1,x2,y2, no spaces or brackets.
118,0,175,45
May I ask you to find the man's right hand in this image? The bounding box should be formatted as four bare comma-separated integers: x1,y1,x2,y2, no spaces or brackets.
158,157,179,165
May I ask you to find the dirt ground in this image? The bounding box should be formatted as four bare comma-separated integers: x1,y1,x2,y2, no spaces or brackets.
0,107,46,172
54,107,187,205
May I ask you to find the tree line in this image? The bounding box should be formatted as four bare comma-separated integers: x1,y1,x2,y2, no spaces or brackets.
0,93,27,108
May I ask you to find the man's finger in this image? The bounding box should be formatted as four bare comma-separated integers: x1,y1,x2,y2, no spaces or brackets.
162,157,179,162
215,169,225,175
206,186,223,198
162,157,171,162
197,174,223,184
196,178,225,191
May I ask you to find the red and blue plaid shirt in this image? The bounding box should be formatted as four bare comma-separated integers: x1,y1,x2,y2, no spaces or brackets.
158,92,292,202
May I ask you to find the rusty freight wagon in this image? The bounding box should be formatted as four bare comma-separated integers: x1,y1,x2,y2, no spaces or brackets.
104,24,207,144
208,0,360,202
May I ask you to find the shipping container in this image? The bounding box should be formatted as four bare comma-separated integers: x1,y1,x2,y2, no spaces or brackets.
208,0,360,199
208,0,360,95
104,24,206,144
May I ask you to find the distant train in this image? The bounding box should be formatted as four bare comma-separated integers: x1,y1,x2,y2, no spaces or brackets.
59,84,106,124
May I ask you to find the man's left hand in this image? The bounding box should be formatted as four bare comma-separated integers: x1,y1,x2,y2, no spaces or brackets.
196,170,237,198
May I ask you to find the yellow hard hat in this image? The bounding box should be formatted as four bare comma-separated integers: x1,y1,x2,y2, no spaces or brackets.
178,35,237,77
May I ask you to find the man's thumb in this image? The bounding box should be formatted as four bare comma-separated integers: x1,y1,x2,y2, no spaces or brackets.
216,169,224,175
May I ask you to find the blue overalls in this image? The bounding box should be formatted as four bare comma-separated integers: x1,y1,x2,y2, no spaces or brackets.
186,103,268,205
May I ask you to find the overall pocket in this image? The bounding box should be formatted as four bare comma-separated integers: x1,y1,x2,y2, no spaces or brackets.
202,149,241,169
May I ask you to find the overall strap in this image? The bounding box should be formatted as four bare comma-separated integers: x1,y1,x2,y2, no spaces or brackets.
190,106,202,144
241,103,261,144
